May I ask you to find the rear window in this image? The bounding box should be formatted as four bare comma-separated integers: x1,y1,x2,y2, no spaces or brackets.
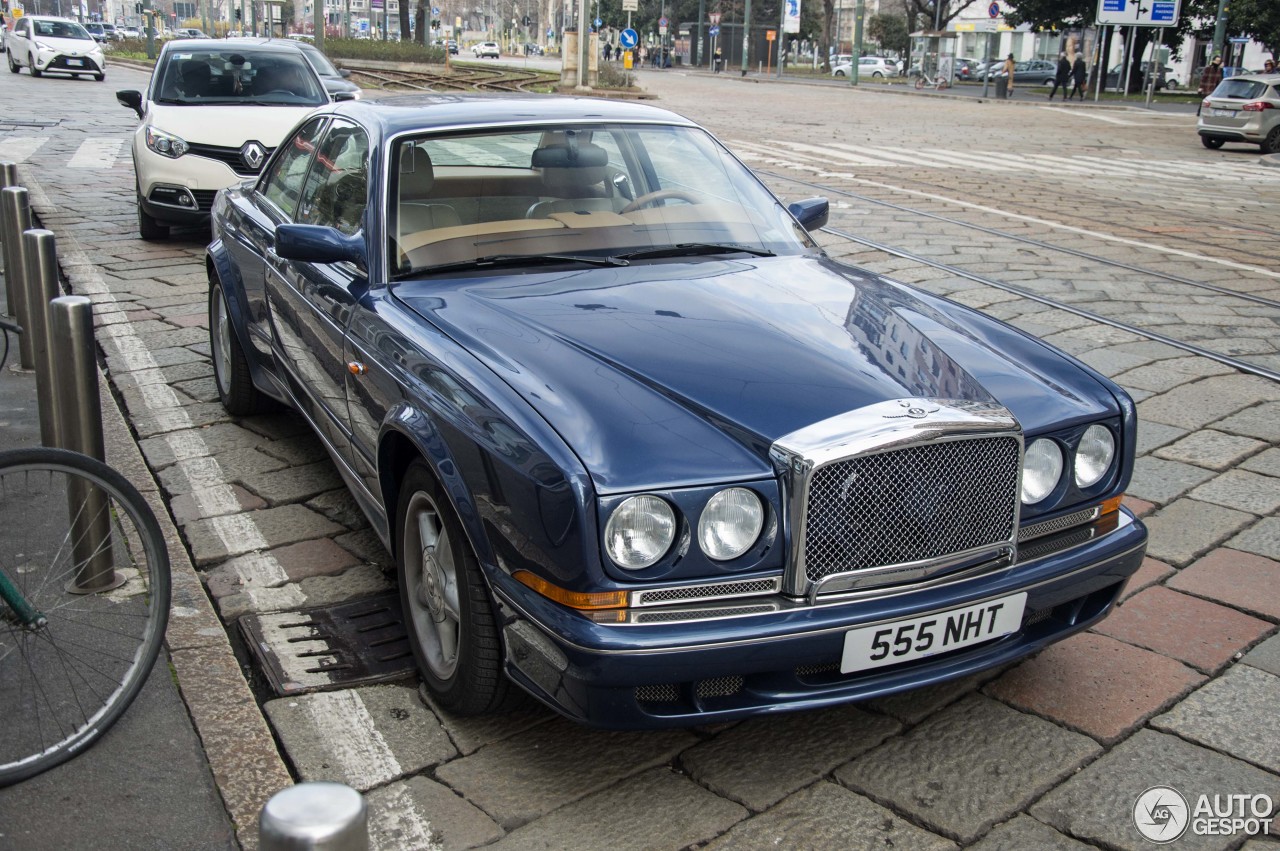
1211,79,1267,100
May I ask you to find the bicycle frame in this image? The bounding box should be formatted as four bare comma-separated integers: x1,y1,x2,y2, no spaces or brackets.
0,566,45,629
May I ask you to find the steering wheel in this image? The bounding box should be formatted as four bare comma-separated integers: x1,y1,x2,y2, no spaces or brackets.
620,189,701,214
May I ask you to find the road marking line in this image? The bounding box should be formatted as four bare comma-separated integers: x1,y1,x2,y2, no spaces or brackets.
228,551,292,587
300,690,403,790
68,137,124,169
0,136,50,163
207,512,271,552
1038,108,1168,126
371,784,443,851
847,176,1280,280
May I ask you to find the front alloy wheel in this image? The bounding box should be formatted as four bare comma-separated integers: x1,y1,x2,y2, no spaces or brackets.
397,461,508,715
209,279,270,416
29,53,41,76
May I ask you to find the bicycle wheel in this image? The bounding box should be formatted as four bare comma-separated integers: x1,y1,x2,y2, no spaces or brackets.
915,76,925,90
0,447,170,786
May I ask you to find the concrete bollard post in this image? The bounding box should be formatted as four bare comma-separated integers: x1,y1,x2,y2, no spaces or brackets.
0,186,35,369
22,229,63,447
260,782,368,851
49,295,122,594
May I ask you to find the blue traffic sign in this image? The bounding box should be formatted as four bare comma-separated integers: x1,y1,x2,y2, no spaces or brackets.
1150,1,1175,21
987,2,998,17
708,25,719,36
1101,0,1124,10
431,6,439,14
619,27,638,49
658,16,668,27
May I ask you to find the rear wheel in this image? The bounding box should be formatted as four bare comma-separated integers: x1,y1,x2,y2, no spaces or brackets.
397,461,509,715
915,77,925,89
1262,127,1280,155
209,278,272,416
1201,136,1225,150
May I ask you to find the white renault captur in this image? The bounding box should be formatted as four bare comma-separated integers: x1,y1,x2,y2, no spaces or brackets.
6,15,106,81
116,39,344,239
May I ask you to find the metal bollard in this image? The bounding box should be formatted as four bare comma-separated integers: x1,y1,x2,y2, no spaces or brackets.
1,186,35,369
260,782,368,851
22,230,62,447
0,163,17,275
49,295,122,594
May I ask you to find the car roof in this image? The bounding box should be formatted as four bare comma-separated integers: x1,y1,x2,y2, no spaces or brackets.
23,15,81,22
162,37,307,54
324,94,698,138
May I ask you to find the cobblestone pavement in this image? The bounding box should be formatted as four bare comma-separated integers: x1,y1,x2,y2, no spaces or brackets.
1,63,1277,849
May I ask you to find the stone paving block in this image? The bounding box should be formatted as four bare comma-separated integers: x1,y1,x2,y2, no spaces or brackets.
1214,402,1280,442
1077,347,1155,378
1136,420,1188,456
833,695,1099,843
203,538,362,599
367,775,504,851
681,705,900,812
130,401,230,438
337,527,394,567
307,489,371,530
418,686,553,756
435,718,696,829
184,503,345,566
173,375,220,403
170,483,267,525
266,685,456,791
111,360,212,391
704,781,956,851
1115,363,1202,394
256,433,330,466
486,767,747,851
242,412,314,441
216,563,393,619
1091,586,1271,674
864,669,1001,725
1129,457,1216,505
139,422,281,469
1153,665,1280,773
157,449,290,495
239,461,346,505
1122,495,1156,518
1154,431,1267,472
1119,556,1174,600
1226,518,1280,563
1141,499,1254,567
1189,470,1280,517
984,632,1204,743
1169,548,1280,620
968,815,1093,851
1241,448,1280,478
1242,634,1280,677
105,345,205,375
1031,729,1280,851
1138,375,1280,431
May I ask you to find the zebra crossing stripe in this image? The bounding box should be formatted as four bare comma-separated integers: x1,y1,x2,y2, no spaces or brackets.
0,136,49,163
69,138,125,168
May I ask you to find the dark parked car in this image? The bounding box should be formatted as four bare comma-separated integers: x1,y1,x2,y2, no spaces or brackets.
206,96,1147,728
1105,63,1177,91
990,59,1056,85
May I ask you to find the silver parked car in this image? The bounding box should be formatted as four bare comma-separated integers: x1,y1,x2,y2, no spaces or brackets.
1198,73,1280,153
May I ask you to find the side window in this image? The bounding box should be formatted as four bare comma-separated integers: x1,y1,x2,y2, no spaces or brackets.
296,121,369,236
259,118,327,220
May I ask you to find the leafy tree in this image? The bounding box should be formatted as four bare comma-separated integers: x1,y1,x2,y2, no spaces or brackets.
904,0,981,29
1221,0,1279,58
867,11,908,53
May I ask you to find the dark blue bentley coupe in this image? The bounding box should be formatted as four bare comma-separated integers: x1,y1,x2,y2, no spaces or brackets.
206,95,1147,728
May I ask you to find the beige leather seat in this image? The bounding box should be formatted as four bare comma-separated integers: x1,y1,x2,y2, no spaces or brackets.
526,141,616,219
398,145,461,242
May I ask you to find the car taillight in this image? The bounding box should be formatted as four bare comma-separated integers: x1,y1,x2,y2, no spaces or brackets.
1241,101,1274,111
1202,99,1212,109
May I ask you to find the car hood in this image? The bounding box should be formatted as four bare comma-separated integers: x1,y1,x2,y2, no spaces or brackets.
144,102,317,146
33,36,100,54
395,256,1117,493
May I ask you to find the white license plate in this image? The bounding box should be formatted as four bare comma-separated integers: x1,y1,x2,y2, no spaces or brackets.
1210,108,1235,117
67,59,84,67
840,592,1027,674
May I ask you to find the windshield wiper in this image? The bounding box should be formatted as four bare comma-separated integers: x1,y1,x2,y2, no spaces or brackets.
409,253,630,277
617,243,776,261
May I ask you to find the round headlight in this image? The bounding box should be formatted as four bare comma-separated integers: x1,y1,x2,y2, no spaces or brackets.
1074,424,1115,488
604,495,676,570
1022,438,1063,504
698,487,764,561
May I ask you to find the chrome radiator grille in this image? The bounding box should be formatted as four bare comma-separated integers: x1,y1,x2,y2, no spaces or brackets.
802,436,1020,583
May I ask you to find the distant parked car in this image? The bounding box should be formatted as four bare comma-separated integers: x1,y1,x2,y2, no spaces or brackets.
472,40,499,58
1105,63,1176,91
82,22,110,44
953,56,981,80
832,56,898,78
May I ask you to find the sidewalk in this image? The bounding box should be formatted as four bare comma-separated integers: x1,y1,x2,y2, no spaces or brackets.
0,243,238,849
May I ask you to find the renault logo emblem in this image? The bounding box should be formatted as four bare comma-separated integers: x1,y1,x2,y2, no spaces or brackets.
241,142,266,171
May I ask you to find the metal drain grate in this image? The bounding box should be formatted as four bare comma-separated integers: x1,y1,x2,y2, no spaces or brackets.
239,592,415,696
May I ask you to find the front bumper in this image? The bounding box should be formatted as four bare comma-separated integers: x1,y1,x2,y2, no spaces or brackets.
134,139,250,227
35,51,103,74
494,510,1147,728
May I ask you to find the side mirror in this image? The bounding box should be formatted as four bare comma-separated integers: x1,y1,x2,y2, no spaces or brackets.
339,68,352,78
116,89,144,120
275,224,366,269
788,197,829,232
333,91,357,102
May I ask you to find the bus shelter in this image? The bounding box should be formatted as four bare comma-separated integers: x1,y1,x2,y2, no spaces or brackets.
909,30,958,82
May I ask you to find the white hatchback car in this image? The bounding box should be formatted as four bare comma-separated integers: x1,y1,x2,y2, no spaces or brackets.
832,56,898,79
472,41,500,58
6,16,106,81
116,39,335,239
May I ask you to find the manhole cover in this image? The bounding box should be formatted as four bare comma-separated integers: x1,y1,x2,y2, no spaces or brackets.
239,592,415,695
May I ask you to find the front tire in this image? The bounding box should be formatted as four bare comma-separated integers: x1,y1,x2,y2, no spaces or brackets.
94,72,105,82
397,461,509,716
1201,136,1225,150
7,51,17,73
209,278,272,416
137,194,169,240
29,53,41,76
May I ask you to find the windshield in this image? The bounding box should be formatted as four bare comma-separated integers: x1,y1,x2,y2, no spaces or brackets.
390,123,817,275
33,19,92,40
153,48,328,106
299,44,341,77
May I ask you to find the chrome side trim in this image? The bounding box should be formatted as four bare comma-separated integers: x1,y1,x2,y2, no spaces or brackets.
770,399,1022,598
1019,505,1100,542
628,575,782,608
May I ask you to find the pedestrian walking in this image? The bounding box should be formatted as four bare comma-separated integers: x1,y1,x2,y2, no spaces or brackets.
1069,53,1087,100
1048,53,1071,99
1002,53,1016,96
1264,57,1276,74
1198,55,1223,114
714,46,722,73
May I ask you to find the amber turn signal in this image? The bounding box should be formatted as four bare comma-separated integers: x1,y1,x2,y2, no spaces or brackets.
1099,495,1124,516
513,570,629,610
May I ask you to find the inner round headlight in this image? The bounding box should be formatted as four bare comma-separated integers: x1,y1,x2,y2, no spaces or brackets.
1022,438,1063,504
1074,424,1115,488
604,495,676,570
698,487,764,561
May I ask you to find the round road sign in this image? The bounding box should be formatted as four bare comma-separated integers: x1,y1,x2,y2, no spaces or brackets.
988,2,999,17
619,27,638,49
